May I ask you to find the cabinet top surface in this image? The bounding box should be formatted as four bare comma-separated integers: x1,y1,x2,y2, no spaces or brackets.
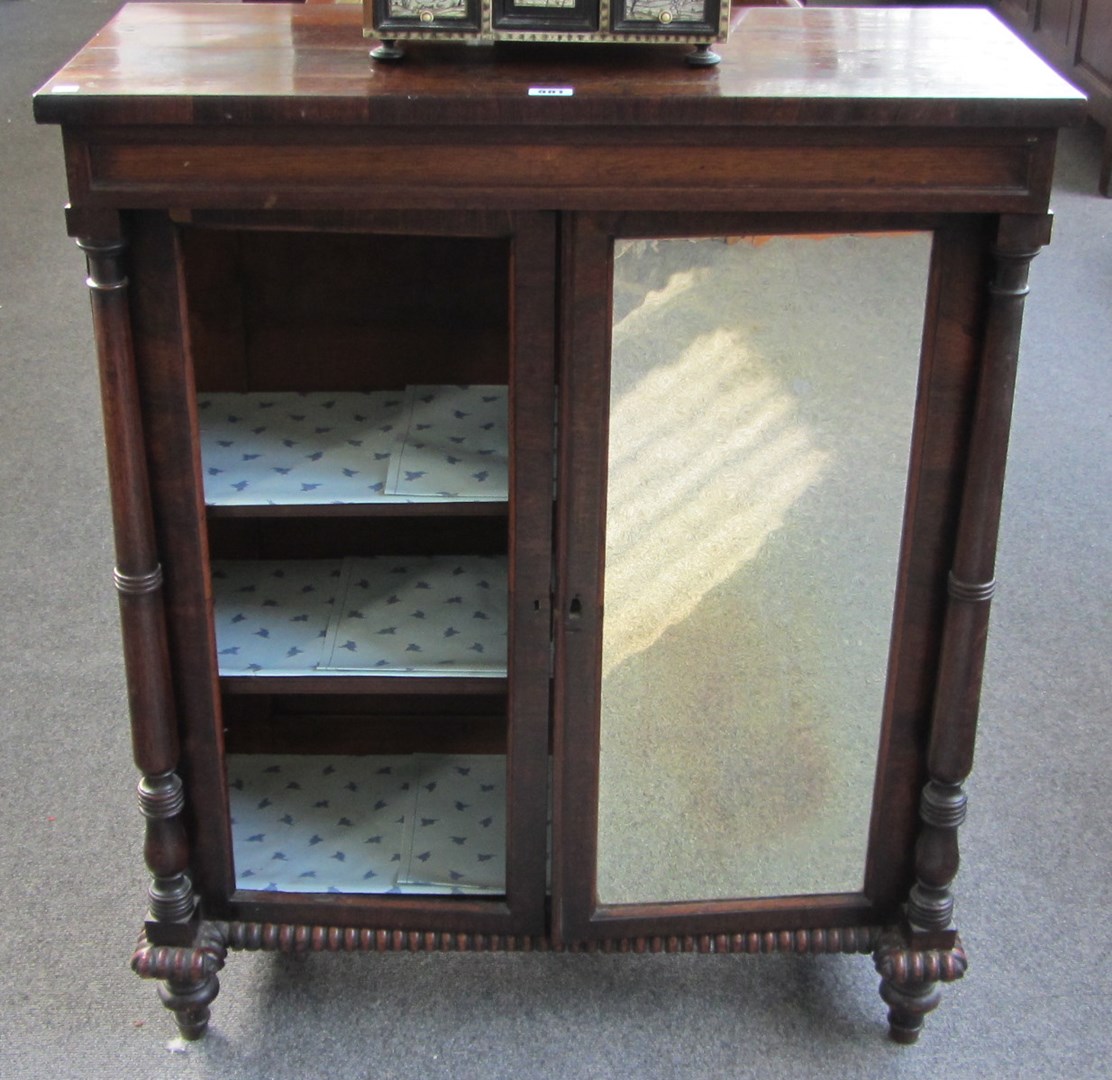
34,3,1084,129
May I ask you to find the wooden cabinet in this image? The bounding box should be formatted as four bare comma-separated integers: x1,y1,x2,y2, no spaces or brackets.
995,0,1112,193
34,2,1084,1045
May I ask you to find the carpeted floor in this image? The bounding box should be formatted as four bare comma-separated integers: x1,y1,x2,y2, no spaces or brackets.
2,3,1110,1077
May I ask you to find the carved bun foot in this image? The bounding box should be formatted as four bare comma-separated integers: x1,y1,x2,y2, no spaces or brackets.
873,930,968,1044
879,977,942,1044
371,39,405,62
159,975,220,1040
686,44,721,67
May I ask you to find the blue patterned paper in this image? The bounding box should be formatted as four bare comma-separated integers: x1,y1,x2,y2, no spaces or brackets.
198,387,508,506
324,556,508,676
386,385,508,500
211,560,344,674
398,754,506,891
213,556,508,677
198,391,407,506
228,754,505,895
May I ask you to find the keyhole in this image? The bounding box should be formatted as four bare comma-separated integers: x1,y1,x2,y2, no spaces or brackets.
568,596,582,620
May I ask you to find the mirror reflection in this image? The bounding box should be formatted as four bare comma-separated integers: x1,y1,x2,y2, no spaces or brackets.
597,232,931,903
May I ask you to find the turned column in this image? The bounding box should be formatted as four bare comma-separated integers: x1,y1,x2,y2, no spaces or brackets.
879,213,1053,1043
72,208,218,1037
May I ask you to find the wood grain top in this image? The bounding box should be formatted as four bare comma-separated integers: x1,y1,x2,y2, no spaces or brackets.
34,3,1086,129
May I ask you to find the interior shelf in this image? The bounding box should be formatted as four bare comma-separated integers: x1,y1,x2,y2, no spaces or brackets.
199,385,508,510
212,555,508,678
227,752,506,895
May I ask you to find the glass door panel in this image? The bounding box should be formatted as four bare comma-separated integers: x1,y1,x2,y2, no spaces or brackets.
596,232,932,904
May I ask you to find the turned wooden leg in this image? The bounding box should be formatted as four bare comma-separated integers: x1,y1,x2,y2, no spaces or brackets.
159,974,221,1040
133,922,228,1040
878,977,942,1045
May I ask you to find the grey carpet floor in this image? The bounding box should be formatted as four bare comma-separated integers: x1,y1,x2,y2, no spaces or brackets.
2,3,1111,1077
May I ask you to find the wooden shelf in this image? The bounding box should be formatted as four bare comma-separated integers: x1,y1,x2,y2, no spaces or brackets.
208,501,508,520
220,674,508,697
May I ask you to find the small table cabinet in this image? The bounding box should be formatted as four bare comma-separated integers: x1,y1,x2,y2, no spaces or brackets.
34,2,1084,1044
366,0,731,65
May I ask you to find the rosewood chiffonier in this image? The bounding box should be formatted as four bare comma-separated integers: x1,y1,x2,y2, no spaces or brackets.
34,2,1084,1042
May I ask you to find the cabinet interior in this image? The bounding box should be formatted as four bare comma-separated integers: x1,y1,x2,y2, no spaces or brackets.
179,226,516,897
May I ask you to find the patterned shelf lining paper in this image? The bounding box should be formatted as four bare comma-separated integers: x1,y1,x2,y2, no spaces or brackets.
228,753,506,895
197,385,508,506
212,556,508,676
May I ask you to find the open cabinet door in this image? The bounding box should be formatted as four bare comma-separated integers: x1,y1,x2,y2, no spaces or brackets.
552,211,990,945
129,208,558,937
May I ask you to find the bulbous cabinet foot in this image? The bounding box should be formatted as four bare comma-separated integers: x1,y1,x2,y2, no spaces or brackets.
133,922,228,1040
159,977,221,1040
874,931,968,1044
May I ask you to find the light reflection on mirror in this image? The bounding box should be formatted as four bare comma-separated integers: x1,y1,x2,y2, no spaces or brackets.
597,233,931,904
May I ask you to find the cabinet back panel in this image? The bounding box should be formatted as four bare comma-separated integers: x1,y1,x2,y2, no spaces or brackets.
223,693,507,755
207,515,508,561
181,230,511,392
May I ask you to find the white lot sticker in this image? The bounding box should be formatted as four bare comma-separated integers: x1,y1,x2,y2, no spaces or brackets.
528,87,574,97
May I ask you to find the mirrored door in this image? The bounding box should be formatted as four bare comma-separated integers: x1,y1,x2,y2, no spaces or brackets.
554,213,986,941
